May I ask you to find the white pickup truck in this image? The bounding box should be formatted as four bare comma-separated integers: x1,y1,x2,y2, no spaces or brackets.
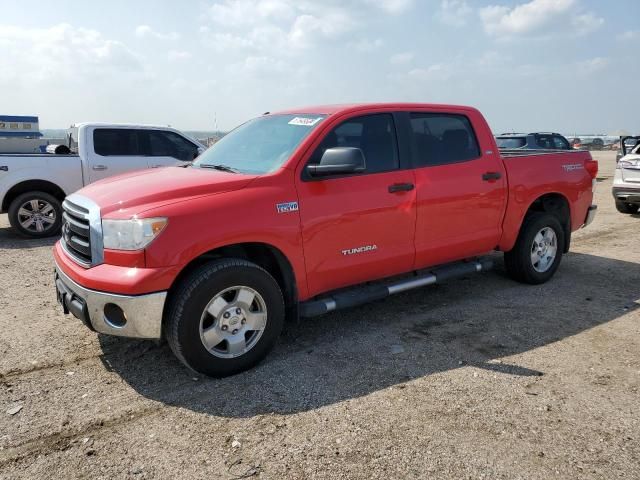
0,123,205,237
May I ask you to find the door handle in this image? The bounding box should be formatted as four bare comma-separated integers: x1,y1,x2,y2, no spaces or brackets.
482,172,501,181
388,183,415,193
92,165,108,171
151,164,163,168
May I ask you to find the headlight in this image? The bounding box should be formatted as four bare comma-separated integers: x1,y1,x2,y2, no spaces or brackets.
102,217,168,251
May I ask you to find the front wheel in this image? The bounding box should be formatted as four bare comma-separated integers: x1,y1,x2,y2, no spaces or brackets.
504,212,565,285
165,258,285,377
8,191,62,238
615,200,639,214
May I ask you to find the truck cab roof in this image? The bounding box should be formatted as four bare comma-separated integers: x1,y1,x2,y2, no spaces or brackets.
273,103,481,116
71,122,177,130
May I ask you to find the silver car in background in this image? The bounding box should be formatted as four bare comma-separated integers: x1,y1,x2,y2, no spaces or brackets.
613,136,640,214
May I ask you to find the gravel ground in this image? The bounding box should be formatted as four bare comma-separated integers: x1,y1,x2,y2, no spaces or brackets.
0,151,638,479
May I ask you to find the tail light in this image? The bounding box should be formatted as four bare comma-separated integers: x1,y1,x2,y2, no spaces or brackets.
617,160,632,169
585,159,598,194
585,159,598,179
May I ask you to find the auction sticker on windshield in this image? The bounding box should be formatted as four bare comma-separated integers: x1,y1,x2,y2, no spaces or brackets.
288,117,323,127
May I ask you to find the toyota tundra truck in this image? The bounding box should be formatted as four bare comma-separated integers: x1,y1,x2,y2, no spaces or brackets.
53,103,598,377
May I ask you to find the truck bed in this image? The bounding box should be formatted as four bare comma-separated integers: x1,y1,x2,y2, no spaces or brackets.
0,154,79,157
498,148,595,252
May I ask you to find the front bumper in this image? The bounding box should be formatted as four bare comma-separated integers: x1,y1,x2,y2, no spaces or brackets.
54,262,166,339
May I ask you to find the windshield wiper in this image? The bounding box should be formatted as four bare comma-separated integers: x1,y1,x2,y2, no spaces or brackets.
198,164,240,173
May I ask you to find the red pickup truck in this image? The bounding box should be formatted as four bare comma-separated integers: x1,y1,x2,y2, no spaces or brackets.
54,103,598,377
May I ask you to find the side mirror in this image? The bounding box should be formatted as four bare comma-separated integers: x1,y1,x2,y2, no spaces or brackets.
307,147,366,177
196,147,205,157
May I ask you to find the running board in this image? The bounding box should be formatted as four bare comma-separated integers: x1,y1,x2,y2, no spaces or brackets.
299,258,493,318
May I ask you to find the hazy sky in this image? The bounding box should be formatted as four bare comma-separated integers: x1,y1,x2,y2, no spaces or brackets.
1,0,637,133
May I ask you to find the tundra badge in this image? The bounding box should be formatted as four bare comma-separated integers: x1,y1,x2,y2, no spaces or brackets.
562,163,582,172
342,245,378,256
0,166,8,172
276,202,299,213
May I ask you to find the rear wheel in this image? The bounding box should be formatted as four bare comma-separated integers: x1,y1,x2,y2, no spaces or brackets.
615,200,639,214
8,191,62,238
165,258,285,377
504,212,564,285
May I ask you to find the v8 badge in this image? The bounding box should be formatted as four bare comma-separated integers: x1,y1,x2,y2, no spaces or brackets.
276,202,299,213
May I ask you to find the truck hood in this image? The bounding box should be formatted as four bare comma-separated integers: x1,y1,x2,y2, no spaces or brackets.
78,167,257,216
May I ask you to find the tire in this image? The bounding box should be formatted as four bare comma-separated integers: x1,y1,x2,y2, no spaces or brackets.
8,191,63,238
165,258,285,377
615,200,639,214
504,212,565,285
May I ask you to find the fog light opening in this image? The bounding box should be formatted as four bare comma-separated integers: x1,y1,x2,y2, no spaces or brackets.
104,303,127,328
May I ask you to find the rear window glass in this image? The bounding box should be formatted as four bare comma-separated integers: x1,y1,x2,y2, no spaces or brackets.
496,137,526,149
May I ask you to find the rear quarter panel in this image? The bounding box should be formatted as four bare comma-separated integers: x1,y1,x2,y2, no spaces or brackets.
499,151,595,252
0,155,84,211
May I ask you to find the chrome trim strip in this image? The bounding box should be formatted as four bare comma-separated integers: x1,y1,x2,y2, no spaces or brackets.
62,199,89,218
62,211,89,230
64,193,104,266
387,275,437,294
55,263,166,339
60,239,91,268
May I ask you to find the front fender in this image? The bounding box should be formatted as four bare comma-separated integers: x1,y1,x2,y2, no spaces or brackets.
142,172,309,298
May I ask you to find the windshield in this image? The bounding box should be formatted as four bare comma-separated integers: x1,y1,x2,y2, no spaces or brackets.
496,137,526,149
194,114,327,174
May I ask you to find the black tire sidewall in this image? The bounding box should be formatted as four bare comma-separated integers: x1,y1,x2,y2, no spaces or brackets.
8,191,63,238
167,260,285,377
509,213,564,284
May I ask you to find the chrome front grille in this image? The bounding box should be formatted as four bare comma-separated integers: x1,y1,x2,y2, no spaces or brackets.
60,194,104,267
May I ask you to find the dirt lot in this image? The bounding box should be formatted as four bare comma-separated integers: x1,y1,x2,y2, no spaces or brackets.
0,151,638,479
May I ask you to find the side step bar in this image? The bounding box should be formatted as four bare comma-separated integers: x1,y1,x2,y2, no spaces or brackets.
299,258,493,318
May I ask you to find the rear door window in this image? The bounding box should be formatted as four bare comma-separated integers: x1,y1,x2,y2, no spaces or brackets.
552,135,570,150
409,113,481,166
535,134,554,149
93,129,140,156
